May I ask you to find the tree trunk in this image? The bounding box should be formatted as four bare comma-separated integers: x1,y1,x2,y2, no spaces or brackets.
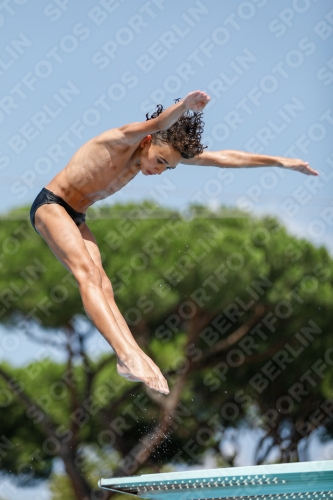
63,455,93,500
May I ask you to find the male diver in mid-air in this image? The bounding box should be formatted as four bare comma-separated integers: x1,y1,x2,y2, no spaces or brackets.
30,91,318,395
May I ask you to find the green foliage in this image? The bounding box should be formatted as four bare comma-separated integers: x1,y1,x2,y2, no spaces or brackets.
0,202,333,496
49,474,76,500
0,362,53,483
1,203,332,329
49,445,122,500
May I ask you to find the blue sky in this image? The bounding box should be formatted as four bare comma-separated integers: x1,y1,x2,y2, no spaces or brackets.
0,1,333,498
1,0,333,251
1,0,333,372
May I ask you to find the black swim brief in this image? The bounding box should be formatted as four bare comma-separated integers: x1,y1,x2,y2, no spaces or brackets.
30,187,86,233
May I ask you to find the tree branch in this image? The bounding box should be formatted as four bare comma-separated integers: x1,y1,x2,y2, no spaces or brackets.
0,365,58,441
112,310,206,477
63,325,81,453
77,330,95,402
94,354,116,377
22,321,67,350
193,304,267,370
113,373,189,477
0,364,93,499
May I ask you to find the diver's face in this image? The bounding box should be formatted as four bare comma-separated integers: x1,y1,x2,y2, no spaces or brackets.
140,137,181,176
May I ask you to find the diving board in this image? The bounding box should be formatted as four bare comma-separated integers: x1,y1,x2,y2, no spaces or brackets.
99,460,333,499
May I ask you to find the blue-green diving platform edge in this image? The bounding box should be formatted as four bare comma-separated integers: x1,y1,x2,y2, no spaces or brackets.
99,460,333,499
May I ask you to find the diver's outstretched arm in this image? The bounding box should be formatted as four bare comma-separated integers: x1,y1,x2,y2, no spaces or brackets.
181,150,318,176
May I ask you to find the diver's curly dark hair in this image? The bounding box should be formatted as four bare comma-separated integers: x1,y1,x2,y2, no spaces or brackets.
145,99,206,159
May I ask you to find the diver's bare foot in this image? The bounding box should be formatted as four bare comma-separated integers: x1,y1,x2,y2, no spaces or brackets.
122,341,168,385
117,351,169,394
140,350,166,378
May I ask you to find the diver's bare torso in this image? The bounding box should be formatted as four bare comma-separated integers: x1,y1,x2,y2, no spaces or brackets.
45,129,141,213
34,90,317,396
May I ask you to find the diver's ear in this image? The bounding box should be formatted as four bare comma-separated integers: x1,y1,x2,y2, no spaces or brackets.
140,135,152,148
